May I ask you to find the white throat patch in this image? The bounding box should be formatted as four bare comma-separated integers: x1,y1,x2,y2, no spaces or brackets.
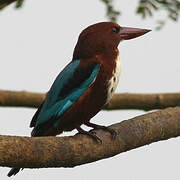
106,53,121,103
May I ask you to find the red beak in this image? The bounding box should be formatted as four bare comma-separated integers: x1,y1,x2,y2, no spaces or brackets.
120,27,151,40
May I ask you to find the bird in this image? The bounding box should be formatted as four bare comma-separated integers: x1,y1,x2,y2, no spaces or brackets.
7,22,151,177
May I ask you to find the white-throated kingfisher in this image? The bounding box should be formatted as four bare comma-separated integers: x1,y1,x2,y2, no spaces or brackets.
8,22,151,176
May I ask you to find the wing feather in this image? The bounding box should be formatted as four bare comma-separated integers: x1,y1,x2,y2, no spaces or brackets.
30,60,99,129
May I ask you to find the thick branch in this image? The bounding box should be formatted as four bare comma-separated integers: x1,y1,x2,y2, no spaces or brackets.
0,107,180,168
0,90,180,110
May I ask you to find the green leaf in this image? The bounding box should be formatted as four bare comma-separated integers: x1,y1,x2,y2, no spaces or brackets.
144,6,153,16
15,0,24,8
148,1,159,10
169,14,178,21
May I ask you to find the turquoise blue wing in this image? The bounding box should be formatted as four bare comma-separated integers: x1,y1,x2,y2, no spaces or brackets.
30,60,100,128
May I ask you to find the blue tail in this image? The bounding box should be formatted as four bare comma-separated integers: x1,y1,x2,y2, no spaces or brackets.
7,168,21,177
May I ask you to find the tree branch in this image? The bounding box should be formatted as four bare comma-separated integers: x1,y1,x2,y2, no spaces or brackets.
0,107,180,168
0,89,180,111
0,0,23,9
0,90,45,108
0,0,16,9
105,93,180,110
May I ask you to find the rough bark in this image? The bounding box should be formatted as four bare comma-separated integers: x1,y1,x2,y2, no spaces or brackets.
0,90,180,110
0,107,180,168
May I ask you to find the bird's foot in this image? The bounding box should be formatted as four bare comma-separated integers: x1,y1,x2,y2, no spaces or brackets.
85,122,117,140
76,126,102,144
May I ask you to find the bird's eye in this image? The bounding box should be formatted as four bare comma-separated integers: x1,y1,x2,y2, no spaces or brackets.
112,26,120,33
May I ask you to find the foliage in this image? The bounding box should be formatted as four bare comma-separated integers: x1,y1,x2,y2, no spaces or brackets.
0,0,180,29
100,0,120,22
137,0,180,29
137,0,180,21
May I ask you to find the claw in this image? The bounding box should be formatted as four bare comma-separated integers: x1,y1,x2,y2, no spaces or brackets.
76,126,102,144
107,128,117,140
85,122,117,140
